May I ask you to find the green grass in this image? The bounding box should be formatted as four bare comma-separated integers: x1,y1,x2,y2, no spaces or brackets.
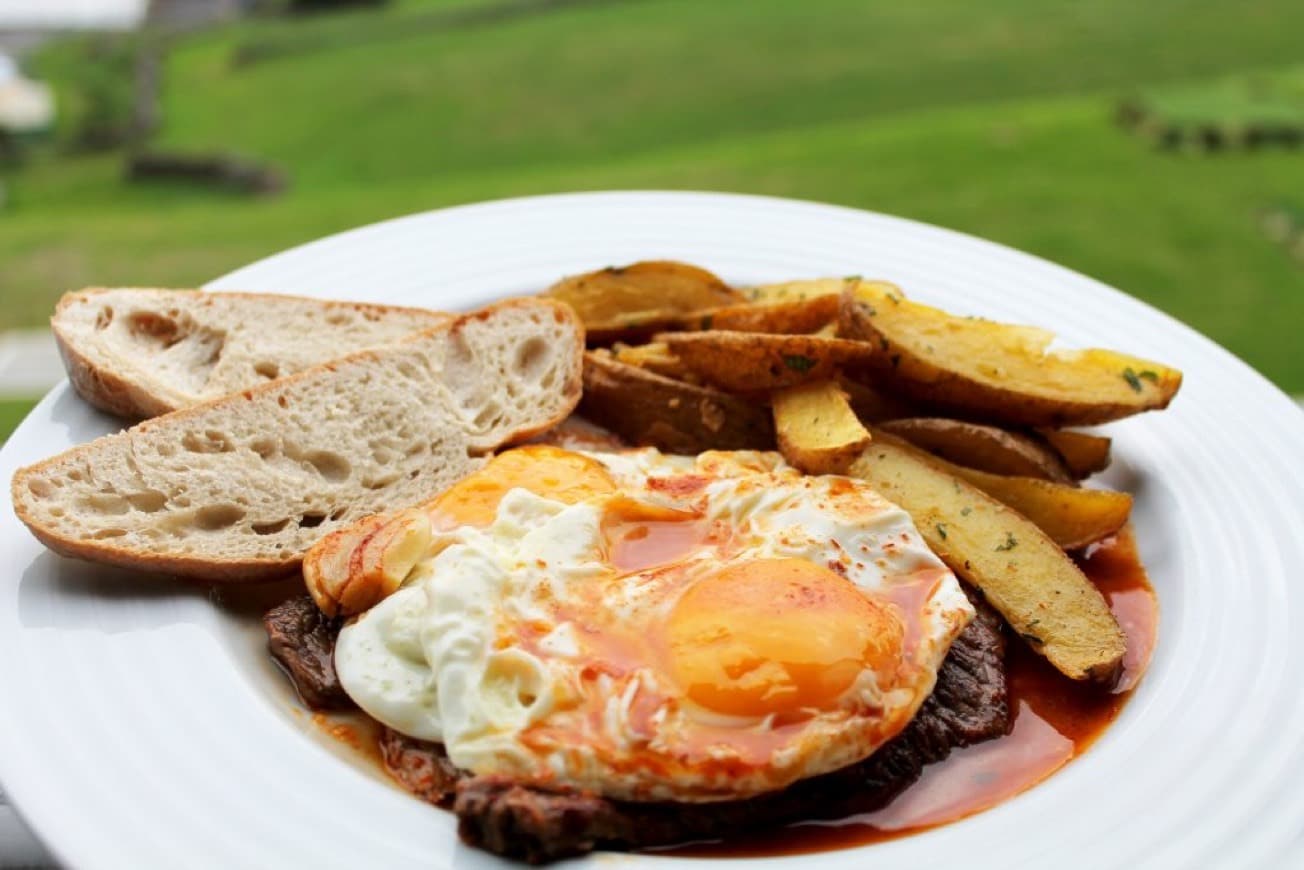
0,398,38,444
2,0,1303,391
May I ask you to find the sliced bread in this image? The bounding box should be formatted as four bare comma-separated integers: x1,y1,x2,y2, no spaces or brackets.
12,298,583,582
53,287,451,419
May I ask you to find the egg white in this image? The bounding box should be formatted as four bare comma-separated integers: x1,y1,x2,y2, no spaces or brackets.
334,448,973,801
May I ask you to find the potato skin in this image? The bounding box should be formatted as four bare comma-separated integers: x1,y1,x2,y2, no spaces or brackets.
546,260,744,345
674,295,839,335
1038,428,1113,479
657,331,876,392
850,430,1126,683
880,417,1074,483
837,287,1182,427
580,351,773,454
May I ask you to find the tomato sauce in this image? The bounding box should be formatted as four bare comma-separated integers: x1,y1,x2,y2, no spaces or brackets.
667,525,1157,857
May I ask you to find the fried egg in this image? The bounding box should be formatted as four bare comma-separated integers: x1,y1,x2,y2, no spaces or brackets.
334,445,973,802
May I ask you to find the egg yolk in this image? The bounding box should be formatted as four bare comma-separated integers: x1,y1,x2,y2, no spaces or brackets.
430,445,617,528
667,558,903,718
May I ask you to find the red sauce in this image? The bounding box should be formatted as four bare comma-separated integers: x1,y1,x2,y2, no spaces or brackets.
311,710,388,770
608,518,705,573
306,526,1157,859
667,525,1157,857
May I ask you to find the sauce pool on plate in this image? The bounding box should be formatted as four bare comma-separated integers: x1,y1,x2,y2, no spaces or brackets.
303,525,1156,858
667,524,1158,857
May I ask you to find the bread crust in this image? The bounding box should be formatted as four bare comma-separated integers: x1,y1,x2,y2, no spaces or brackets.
51,287,452,420
13,298,583,582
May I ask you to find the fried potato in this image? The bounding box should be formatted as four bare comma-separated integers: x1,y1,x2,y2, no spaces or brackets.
837,284,1182,426
303,507,433,617
545,260,744,343
610,341,696,381
837,376,919,423
772,380,872,475
580,351,773,453
657,331,876,392
850,431,1126,683
678,294,839,335
745,277,900,305
922,455,1131,550
1038,428,1113,479
879,417,1073,483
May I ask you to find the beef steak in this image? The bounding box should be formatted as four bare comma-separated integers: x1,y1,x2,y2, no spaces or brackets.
451,602,1008,863
263,594,355,711
264,591,1009,864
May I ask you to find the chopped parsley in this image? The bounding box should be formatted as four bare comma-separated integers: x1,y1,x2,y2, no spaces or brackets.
1138,369,1160,383
935,523,948,540
960,506,973,516
995,532,1018,552
1122,367,1143,393
782,354,816,373
845,274,863,282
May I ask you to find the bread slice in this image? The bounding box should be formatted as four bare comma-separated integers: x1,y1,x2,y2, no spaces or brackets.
12,299,583,581
53,287,452,419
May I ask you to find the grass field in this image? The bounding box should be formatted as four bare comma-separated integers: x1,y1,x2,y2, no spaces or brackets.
2,0,1302,390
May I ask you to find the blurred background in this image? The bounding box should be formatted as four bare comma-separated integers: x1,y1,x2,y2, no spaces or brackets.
1,0,1302,443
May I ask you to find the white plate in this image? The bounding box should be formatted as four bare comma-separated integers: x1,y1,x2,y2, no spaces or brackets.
2,192,1303,869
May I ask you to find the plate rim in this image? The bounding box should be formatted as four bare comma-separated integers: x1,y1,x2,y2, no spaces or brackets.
2,189,1302,869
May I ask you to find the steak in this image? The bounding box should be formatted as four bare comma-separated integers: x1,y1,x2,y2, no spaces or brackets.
452,602,1008,863
379,726,465,807
263,594,355,711
265,591,1010,864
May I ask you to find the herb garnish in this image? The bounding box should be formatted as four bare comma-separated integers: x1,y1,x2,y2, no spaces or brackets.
935,523,948,540
782,354,816,373
1122,367,1143,393
995,532,1018,552
960,506,973,516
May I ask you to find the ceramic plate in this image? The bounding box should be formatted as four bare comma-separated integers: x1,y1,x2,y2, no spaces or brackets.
2,192,1302,868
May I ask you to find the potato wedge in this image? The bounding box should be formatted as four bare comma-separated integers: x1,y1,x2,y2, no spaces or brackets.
879,417,1073,483
580,351,773,453
772,380,872,475
850,431,1125,682
1038,428,1113,479
837,284,1182,426
545,260,744,343
745,277,900,306
610,341,696,381
837,376,919,423
677,294,839,335
920,454,1132,550
657,331,876,392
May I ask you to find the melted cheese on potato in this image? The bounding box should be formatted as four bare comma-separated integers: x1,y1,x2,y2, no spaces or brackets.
334,445,973,802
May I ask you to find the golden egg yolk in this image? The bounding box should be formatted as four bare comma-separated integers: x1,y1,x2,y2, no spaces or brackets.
666,558,903,718
430,445,617,528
